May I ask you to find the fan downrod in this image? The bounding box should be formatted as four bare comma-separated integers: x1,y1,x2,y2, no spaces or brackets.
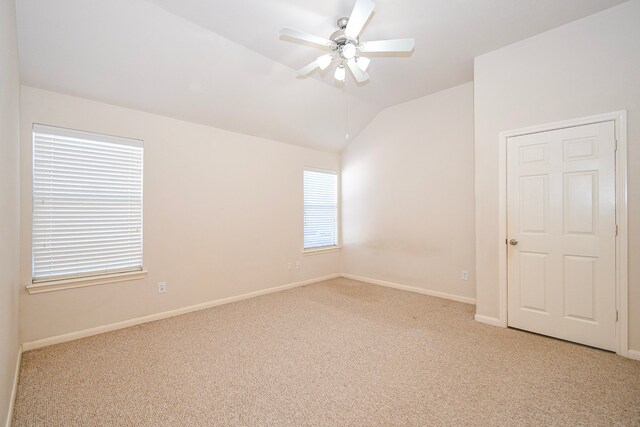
331,17,357,51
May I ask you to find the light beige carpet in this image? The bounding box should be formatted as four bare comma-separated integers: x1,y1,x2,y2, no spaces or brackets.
13,278,640,426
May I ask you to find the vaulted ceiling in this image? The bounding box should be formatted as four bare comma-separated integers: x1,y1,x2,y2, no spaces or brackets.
16,0,626,152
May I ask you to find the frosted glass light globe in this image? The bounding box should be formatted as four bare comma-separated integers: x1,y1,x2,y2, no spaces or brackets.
341,43,357,60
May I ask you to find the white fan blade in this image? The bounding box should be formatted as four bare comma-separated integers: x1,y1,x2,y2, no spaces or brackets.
296,60,320,76
344,0,375,39
347,58,369,83
280,28,333,48
359,38,415,53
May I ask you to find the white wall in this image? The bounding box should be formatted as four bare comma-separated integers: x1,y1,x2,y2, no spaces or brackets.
341,82,476,302
0,0,21,423
19,86,340,343
474,0,640,350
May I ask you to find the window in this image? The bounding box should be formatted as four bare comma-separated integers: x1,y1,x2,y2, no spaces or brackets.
303,169,338,250
32,124,143,283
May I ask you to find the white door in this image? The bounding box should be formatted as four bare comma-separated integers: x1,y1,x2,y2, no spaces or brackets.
507,121,617,351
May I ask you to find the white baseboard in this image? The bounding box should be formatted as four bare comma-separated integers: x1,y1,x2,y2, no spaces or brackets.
340,274,476,305
18,272,639,365
22,274,339,351
474,314,505,327
5,345,22,427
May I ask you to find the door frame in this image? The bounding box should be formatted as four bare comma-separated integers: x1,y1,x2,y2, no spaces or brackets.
497,111,628,356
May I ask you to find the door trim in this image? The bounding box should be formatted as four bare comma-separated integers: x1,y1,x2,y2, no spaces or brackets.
497,111,628,356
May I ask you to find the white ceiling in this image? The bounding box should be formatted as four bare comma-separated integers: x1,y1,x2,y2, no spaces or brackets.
16,0,627,152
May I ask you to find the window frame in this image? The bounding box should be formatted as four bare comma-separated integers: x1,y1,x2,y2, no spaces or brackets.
303,167,341,254
28,124,146,294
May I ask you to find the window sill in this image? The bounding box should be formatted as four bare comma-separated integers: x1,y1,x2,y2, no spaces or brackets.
303,246,342,256
26,270,148,294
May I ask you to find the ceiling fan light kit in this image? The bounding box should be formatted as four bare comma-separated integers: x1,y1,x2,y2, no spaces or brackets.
280,0,415,84
317,54,333,70
356,56,370,71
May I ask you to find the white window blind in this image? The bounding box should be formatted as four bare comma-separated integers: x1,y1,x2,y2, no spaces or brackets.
304,169,338,249
32,124,143,282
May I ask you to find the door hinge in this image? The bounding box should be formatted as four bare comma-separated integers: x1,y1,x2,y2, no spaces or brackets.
614,139,618,151
615,224,619,236
616,309,619,322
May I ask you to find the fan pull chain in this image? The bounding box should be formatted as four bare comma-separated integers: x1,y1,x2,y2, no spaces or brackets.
344,77,349,140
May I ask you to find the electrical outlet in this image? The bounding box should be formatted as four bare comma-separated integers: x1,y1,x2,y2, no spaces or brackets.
460,271,469,281
296,260,302,269
158,282,167,293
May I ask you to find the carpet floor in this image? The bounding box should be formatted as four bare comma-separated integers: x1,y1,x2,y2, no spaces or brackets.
12,277,640,426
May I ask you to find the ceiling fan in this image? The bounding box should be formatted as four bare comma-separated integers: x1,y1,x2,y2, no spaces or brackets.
279,0,415,84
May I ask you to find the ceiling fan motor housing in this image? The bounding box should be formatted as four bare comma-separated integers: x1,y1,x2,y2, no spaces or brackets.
331,17,359,60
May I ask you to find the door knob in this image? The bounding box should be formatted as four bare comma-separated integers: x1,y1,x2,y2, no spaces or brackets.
509,239,518,246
